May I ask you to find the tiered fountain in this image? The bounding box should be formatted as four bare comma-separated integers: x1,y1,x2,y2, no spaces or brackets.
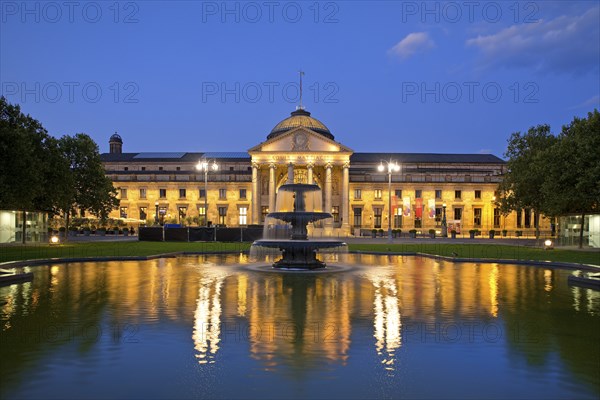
251,183,347,269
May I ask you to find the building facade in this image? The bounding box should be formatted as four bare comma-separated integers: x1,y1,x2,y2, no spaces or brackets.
100,108,550,236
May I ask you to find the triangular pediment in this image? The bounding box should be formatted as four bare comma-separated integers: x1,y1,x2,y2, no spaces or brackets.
248,127,353,154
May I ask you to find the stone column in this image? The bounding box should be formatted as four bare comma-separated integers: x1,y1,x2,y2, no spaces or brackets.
251,162,259,224
342,162,350,234
325,163,333,234
287,162,294,184
307,163,313,184
269,163,276,213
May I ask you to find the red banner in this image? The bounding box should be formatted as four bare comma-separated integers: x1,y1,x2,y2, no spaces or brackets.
415,198,423,218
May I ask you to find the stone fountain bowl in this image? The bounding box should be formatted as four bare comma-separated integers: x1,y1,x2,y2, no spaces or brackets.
267,211,333,224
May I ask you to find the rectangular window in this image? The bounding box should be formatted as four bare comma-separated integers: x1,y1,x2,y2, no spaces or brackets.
475,190,481,199
124,167,128,171
517,209,523,228
199,189,206,199
332,206,339,223
219,189,227,200
524,209,532,228
239,189,247,199
198,206,206,226
141,167,146,171
139,188,147,199
353,207,362,228
474,208,482,227
179,188,186,199
139,207,147,220
455,190,462,199
261,206,269,223
158,206,167,223
120,188,127,199
394,208,402,228
120,207,127,218
354,189,362,200
435,207,442,226
415,189,422,199
374,207,382,228
394,189,402,198
493,208,501,228
159,166,163,171
218,206,227,225
374,189,382,200
414,217,422,228
435,189,442,199
176,167,181,171
454,208,462,220
159,189,167,198
239,207,248,225
178,206,187,222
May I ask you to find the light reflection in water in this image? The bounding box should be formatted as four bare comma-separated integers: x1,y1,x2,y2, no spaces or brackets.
0,255,598,400
489,265,499,318
544,269,553,292
370,274,402,371
192,270,228,364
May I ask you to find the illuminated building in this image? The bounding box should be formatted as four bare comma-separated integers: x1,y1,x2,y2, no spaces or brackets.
100,109,550,235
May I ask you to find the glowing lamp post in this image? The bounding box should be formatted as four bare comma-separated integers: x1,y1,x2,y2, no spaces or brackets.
378,160,400,243
196,159,219,227
154,201,159,225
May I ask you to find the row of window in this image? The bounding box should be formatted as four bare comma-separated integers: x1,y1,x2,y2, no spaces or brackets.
353,189,494,200
351,207,503,228
121,166,252,172
120,188,247,200
121,206,248,226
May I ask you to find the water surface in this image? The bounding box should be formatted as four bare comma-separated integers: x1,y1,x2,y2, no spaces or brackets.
1,254,598,399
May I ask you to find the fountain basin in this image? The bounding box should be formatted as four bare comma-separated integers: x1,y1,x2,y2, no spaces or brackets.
252,239,347,269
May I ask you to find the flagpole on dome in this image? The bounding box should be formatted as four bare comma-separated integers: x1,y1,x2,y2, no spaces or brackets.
297,70,305,111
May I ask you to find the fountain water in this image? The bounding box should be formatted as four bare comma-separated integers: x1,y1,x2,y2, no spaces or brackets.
251,183,347,269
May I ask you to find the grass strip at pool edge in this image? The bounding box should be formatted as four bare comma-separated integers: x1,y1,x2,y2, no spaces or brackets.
1,242,598,266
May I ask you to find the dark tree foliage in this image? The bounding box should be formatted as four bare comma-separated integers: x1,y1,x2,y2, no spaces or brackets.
498,110,600,247
0,97,118,237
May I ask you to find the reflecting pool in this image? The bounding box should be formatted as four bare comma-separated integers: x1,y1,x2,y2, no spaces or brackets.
1,254,599,399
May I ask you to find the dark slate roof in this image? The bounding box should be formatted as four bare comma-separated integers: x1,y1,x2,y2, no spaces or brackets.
100,152,251,162
101,152,504,164
350,153,505,164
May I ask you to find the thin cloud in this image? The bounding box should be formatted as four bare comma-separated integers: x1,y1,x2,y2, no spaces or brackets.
388,32,435,60
466,6,599,74
569,95,600,110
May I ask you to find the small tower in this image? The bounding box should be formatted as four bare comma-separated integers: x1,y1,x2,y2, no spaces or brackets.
109,132,123,154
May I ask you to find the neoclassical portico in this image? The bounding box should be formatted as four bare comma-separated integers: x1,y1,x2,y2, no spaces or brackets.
248,109,353,234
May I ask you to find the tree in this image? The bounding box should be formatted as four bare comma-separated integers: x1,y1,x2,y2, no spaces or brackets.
1,97,118,242
541,110,600,248
497,125,557,239
0,97,72,242
58,134,119,235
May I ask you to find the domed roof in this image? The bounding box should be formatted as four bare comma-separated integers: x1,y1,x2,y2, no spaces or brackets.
267,109,334,140
109,133,122,143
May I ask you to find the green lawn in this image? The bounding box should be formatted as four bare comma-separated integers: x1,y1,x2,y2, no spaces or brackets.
0,241,598,266
348,243,600,266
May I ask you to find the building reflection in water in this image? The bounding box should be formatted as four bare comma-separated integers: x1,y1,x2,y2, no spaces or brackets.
2,254,598,397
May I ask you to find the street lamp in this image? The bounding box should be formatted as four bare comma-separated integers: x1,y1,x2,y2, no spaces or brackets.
378,160,400,243
154,201,159,225
441,202,447,237
196,159,219,227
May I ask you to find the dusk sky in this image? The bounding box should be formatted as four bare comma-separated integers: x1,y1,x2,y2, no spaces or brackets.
1,1,598,156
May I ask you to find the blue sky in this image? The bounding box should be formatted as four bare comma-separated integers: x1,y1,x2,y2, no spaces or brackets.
1,1,598,156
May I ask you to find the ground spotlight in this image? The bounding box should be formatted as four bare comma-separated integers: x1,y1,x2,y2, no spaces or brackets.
50,235,60,245
544,239,554,250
